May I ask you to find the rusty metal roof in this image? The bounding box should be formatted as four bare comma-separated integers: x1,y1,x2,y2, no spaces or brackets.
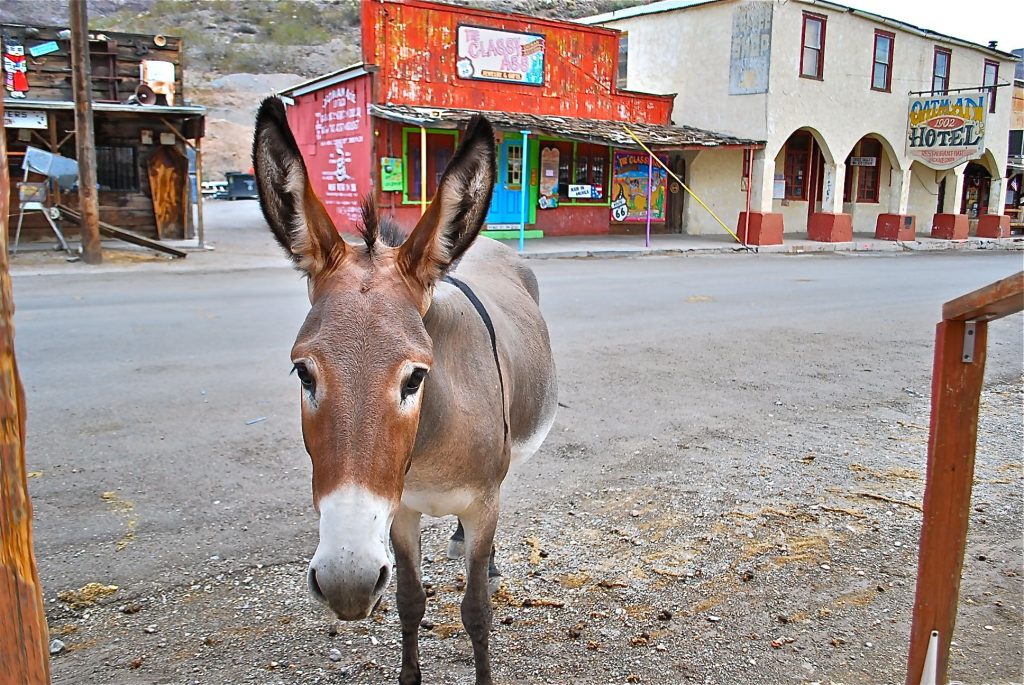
368,104,763,150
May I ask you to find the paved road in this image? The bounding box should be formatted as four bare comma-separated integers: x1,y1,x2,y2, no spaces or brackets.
10,233,1022,683
14,245,1020,592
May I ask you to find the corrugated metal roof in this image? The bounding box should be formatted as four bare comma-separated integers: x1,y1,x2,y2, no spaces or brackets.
369,103,763,149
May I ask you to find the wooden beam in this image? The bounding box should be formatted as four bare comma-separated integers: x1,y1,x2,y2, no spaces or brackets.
70,0,103,264
942,271,1024,322
57,205,187,259
906,319,989,685
0,94,53,685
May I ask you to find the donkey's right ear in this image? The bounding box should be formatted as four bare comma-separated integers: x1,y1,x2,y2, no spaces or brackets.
252,96,347,277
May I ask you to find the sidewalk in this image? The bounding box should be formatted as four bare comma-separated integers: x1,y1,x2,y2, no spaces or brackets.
497,232,1024,259
9,197,1023,277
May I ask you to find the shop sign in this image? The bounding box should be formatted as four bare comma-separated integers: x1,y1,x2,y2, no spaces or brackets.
568,184,598,199
906,91,986,170
610,151,667,223
456,25,545,86
3,109,46,129
849,156,876,167
380,157,403,192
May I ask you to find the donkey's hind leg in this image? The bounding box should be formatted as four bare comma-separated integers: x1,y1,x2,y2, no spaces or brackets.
392,506,426,685
447,519,465,559
460,503,499,685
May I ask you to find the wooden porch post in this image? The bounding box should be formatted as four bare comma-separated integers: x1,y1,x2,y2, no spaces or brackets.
70,0,103,264
0,96,52,685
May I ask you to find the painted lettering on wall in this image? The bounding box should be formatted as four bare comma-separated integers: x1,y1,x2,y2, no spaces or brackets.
906,92,987,170
729,2,772,95
292,77,373,229
456,25,545,85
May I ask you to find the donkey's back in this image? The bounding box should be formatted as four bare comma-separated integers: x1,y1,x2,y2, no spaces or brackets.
442,235,557,466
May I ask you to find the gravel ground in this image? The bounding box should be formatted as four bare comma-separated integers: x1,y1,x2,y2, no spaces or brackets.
41,378,1023,685
15,232,1021,685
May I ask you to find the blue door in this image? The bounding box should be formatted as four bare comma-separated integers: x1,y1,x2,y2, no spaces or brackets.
485,139,524,225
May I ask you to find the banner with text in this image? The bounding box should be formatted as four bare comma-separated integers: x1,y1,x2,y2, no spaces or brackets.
906,91,987,169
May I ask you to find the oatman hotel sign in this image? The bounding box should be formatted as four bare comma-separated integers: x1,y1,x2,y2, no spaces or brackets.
906,91,987,169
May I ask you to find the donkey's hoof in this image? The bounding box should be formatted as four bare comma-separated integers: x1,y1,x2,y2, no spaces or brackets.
447,538,465,560
487,573,503,596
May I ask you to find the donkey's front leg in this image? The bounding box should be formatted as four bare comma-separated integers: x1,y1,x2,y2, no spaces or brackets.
392,506,426,685
460,503,499,685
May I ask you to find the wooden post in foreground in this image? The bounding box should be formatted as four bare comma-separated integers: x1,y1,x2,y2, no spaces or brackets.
69,0,102,264
0,97,52,685
905,271,1024,685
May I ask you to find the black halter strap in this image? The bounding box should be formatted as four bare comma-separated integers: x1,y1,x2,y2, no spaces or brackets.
442,274,509,446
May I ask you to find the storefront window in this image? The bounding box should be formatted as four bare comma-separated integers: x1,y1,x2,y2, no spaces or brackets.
543,141,608,201
404,130,457,202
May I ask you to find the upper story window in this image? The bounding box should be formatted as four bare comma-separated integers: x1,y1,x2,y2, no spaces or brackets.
983,60,999,113
617,32,628,90
800,13,826,79
871,31,894,92
932,48,951,94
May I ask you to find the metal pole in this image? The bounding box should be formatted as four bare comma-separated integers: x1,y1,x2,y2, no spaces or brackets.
420,126,427,216
70,0,102,264
518,129,530,253
744,148,752,248
195,134,205,248
645,151,653,248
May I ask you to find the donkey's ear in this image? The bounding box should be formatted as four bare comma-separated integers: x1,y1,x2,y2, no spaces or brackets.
252,96,346,277
398,115,496,289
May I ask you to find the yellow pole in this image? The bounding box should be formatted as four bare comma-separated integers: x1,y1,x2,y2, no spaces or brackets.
420,126,427,216
622,125,743,244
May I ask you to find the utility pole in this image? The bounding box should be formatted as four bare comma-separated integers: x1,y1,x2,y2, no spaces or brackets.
69,0,102,264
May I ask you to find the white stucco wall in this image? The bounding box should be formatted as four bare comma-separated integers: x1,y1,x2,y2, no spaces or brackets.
685,148,748,235
596,0,1018,233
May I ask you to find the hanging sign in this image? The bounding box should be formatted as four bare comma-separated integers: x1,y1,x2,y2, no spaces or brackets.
380,157,403,192
906,91,987,169
849,156,876,167
3,109,47,129
610,151,667,222
456,25,545,86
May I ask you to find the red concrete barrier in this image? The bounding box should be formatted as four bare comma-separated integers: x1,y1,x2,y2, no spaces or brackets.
875,213,916,241
736,212,784,246
807,212,852,242
976,214,1010,239
930,213,969,240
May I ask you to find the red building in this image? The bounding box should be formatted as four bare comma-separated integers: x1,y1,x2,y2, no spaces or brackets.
281,0,758,238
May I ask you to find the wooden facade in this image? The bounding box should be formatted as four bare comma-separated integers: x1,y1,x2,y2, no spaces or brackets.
2,23,204,243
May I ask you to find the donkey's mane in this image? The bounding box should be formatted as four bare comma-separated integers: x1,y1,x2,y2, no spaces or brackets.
359,196,407,255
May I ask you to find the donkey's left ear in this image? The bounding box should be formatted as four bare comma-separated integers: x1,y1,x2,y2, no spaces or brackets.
398,115,496,290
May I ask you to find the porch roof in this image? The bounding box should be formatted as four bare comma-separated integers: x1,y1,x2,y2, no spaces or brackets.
3,98,206,116
368,103,763,151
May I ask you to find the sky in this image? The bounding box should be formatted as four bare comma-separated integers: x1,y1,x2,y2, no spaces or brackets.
840,0,1021,54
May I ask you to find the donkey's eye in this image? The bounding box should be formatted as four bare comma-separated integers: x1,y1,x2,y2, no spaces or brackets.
292,362,315,392
402,367,428,400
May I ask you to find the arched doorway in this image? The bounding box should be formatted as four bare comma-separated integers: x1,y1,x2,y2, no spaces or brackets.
961,162,991,218
777,129,828,221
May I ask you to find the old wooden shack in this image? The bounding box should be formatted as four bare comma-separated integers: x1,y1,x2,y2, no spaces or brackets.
2,23,205,243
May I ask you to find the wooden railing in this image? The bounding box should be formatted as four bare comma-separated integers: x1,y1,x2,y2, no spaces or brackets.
905,270,1024,685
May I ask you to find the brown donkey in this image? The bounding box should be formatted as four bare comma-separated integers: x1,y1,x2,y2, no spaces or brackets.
252,97,558,685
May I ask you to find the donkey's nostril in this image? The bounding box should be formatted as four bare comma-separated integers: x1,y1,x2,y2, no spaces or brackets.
308,567,326,601
374,565,390,596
